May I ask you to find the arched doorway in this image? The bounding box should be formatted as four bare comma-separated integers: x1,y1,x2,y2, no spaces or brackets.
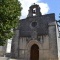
30,44,39,60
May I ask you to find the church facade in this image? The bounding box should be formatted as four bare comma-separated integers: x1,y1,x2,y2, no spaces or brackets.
11,4,58,60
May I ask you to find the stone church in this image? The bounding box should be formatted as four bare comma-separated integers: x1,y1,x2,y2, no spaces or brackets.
11,4,58,60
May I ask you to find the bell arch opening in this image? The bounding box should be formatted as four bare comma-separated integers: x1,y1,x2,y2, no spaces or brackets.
30,44,39,60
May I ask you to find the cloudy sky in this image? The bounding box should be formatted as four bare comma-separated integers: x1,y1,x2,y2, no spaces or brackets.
19,0,49,19
18,0,60,20
7,0,60,58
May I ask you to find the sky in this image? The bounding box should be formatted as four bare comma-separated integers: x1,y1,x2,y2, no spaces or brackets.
7,0,60,58
39,0,60,20
19,0,60,20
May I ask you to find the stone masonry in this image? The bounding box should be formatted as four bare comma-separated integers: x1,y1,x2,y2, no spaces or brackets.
11,3,58,60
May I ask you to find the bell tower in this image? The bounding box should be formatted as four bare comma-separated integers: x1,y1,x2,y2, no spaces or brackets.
28,3,42,17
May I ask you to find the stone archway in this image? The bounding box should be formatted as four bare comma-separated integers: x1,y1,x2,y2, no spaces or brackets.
26,40,40,60
30,44,39,60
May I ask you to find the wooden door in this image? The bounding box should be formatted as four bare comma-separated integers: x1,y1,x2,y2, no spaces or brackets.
30,44,39,60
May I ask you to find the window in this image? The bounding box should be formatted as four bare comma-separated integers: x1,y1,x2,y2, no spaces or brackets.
32,22,37,27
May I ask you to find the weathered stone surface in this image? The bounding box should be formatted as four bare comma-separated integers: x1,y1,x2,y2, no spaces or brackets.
11,4,58,60
0,46,6,57
0,57,8,60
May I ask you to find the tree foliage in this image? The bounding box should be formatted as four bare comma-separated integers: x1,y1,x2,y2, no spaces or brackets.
0,0,22,45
